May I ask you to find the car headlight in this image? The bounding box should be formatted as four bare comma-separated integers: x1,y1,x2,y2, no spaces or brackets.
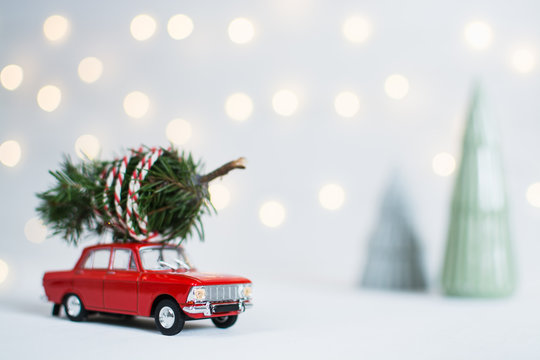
240,284,252,299
187,286,206,302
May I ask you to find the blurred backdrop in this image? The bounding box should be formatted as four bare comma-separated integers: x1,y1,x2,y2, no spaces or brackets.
1,0,540,298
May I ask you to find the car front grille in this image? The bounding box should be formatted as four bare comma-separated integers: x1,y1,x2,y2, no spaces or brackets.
206,284,241,302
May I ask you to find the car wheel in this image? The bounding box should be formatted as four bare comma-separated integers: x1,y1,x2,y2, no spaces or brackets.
63,294,87,322
154,299,184,336
211,315,238,329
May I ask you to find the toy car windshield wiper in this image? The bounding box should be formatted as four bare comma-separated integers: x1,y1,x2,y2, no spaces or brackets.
174,258,191,270
158,260,176,270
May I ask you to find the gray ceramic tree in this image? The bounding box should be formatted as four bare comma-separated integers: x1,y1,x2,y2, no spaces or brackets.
361,174,427,291
441,86,516,297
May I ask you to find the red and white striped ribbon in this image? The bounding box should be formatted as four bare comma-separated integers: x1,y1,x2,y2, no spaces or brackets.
102,147,172,242
114,156,139,237
127,148,162,241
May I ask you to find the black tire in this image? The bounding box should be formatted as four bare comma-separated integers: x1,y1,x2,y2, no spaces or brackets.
52,303,61,316
211,315,238,329
154,299,184,335
63,294,87,322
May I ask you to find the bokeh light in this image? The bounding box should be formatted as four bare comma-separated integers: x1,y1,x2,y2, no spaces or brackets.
123,91,150,118
0,259,8,285
318,184,346,210
78,57,103,83
511,48,536,73
166,118,192,145
342,16,371,43
526,183,540,208
384,74,409,100
464,21,493,50
0,140,22,167
334,91,360,117
37,85,62,112
24,218,48,244
43,15,69,42
272,89,299,116
130,14,157,41
225,92,253,121
1,64,24,90
259,201,286,228
432,152,456,177
209,183,231,210
168,14,194,40
75,134,101,160
228,18,255,44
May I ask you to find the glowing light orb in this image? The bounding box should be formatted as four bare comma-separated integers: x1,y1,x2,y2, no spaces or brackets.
464,21,493,50
37,85,62,112
43,15,69,42
526,183,540,208
319,184,346,210
24,218,48,244
272,89,299,116
334,91,360,117
0,259,8,285
209,183,231,210
342,16,371,43
75,134,100,160
225,93,253,121
123,91,150,118
168,14,194,40
0,64,23,90
259,201,286,228
0,140,22,167
511,48,536,74
166,119,192,145
228,18,255,44
130,14,157,41
384,74,409,100
78,57,103,83
432,152,456,177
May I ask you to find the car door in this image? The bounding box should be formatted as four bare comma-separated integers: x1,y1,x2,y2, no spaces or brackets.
103,248,139,313
73,248,110,309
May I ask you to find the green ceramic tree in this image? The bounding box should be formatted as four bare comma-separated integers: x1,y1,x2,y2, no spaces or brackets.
441,86,516,297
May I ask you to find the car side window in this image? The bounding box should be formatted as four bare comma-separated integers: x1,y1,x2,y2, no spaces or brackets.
83,252,94,269
113,249,137,271
130,256,137,270
83,249,111,269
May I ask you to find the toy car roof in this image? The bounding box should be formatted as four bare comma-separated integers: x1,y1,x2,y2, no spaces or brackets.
81,242,183,251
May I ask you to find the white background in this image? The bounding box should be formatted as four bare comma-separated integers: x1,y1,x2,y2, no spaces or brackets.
1,1,540,358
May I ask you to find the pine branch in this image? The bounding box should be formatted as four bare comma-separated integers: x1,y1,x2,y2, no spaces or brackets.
36,147,245,246
199,157,246,184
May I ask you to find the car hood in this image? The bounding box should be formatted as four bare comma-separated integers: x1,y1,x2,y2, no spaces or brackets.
147,271,251,285
181,271,251,285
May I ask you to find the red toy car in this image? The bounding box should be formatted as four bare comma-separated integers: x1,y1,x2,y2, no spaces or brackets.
42,243,253,335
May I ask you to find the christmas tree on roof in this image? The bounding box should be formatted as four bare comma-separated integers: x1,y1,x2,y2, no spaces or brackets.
36,146,245,246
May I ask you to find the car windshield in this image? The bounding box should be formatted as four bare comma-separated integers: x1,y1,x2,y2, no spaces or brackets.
139,246,192,271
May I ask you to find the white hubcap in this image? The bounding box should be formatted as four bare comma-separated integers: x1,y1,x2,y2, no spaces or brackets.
214,316,228,323
66,296,81,317
159,306,175,329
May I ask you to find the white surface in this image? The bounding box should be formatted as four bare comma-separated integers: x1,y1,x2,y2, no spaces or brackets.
1,282,539,359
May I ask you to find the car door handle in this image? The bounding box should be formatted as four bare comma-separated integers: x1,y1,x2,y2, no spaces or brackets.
107,271,116,275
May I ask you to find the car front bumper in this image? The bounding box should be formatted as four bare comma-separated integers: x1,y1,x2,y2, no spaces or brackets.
182,300,253,317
